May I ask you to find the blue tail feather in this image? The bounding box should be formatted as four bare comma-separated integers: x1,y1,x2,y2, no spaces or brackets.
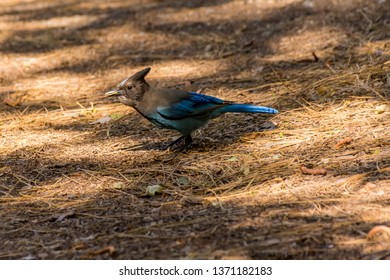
221,104,278,114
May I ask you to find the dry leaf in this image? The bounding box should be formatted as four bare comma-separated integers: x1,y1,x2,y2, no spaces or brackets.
367,225,390,239
112,182,125,189
226,156,238,162
55,211,75,222
109,113,124,119
300,165,327,175
72,242,86,250
375,104,387,114
242,165,250,176
90,116,112,124
334,137,353,149
146,184,163,196
3,94,24,107
89,246,116,255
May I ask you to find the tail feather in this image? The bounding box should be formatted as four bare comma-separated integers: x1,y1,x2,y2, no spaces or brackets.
221,104,278,114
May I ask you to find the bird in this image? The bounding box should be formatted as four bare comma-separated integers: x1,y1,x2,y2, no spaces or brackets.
105,67,278,151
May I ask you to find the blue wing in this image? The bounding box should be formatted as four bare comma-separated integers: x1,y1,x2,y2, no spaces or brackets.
157,92,226,120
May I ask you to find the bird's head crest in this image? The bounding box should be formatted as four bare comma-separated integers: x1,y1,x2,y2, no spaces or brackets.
105,67,151,107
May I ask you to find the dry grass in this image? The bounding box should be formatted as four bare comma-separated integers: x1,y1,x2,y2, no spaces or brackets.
0,0,389,259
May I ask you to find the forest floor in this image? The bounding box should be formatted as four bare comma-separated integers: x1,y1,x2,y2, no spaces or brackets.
0,0,389,259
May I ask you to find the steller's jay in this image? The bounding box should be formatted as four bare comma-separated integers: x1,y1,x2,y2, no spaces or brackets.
105,67,278,151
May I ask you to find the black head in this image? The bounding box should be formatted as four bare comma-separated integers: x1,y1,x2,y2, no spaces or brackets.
105,67,151,107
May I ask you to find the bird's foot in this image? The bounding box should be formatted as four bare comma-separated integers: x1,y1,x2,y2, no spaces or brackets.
164,135,192,155
164,135,192,152
163,136,185,150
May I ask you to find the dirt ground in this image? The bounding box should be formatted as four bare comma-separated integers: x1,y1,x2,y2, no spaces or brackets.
0,0,389,260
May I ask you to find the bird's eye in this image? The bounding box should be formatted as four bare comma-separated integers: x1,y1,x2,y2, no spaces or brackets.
127,85,132,90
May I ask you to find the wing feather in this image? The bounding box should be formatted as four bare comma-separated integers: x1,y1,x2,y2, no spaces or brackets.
157,92,228,120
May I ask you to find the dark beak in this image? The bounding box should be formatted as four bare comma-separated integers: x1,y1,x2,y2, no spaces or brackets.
105,89,124,97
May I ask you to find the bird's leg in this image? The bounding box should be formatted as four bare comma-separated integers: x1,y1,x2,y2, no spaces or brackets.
174,135,193,153
164,135,185,150
164,135,193,152
184,135,193,149
161,135,193,162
